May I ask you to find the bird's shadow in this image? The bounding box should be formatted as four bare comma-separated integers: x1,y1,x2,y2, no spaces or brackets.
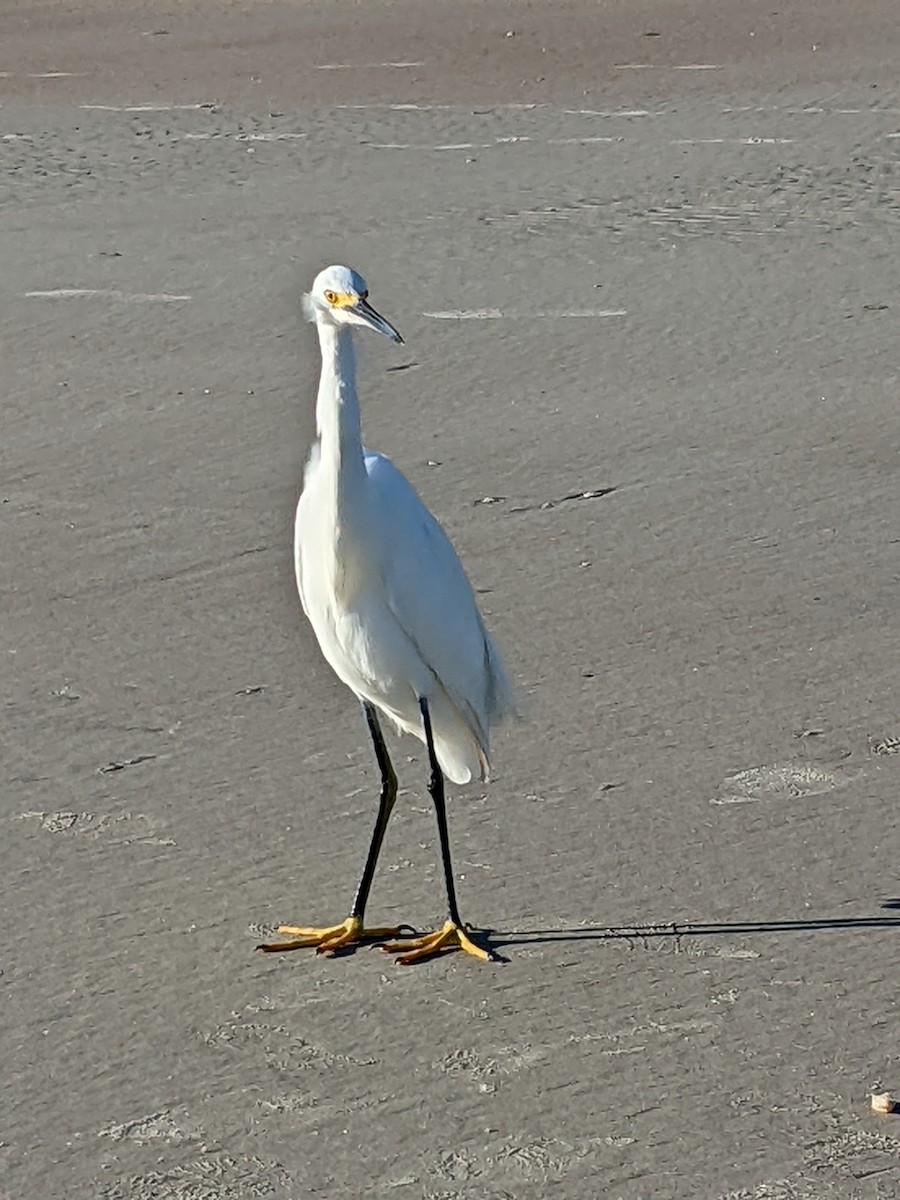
481,902,900,961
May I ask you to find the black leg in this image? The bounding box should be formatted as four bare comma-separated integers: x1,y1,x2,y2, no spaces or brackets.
418,697,463,927
349,702,398,920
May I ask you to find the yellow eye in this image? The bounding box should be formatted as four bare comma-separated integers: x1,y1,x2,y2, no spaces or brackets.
324,289,338,304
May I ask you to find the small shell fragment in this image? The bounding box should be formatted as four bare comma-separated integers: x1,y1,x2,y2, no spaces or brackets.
871,1092,896,1114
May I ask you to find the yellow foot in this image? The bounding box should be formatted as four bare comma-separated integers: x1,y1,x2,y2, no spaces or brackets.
256,916,407,957
380,919,494,965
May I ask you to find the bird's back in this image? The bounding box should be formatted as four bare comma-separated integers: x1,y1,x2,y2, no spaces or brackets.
295,445,515,784
361,451,516,781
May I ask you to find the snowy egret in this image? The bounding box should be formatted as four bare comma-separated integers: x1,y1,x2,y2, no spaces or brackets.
258,265,515,965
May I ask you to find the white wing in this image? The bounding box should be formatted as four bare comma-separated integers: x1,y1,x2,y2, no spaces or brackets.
364,451,515,745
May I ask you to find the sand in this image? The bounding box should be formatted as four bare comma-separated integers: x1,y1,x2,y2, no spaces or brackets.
3,1,900,1196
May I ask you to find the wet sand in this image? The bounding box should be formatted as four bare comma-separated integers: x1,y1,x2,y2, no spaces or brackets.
3,2,900,1196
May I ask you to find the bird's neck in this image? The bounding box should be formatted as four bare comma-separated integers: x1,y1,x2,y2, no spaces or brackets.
315,322,366,477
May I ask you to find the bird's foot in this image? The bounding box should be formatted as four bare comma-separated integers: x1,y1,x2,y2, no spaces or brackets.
380,919,494,965
257,915,408,956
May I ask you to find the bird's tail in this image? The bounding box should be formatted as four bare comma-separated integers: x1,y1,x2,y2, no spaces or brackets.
435,633,520,785
431,699,489,785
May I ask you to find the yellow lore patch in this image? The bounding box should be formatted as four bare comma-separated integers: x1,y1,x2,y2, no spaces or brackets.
325,290,364,308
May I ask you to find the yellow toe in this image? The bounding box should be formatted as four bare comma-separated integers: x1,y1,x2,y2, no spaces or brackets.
257,916,406,955
381,920,493,965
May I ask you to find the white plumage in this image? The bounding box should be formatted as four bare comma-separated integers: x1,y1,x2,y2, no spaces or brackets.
259,264,513,965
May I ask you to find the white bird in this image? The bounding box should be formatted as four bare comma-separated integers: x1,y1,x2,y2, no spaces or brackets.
259,266,515,965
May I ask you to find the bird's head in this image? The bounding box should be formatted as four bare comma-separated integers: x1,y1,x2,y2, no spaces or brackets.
303,265,403,344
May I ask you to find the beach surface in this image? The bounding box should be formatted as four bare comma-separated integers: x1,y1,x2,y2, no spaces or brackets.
3,2,900,1196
